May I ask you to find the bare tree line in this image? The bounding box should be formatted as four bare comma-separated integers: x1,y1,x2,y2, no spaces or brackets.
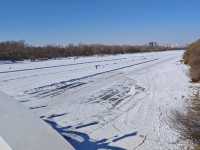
0,41,184,61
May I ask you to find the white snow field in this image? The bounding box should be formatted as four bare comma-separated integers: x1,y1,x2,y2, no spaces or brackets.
0,50,191,150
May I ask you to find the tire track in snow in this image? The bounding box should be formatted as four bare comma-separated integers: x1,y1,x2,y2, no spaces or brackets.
0,58,127,74
23,58,159,98
45,58,159,83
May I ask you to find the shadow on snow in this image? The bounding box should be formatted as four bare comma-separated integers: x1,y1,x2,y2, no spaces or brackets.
44,119,137,150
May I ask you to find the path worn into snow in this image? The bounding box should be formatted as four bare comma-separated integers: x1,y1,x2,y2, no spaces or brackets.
0,51,190,150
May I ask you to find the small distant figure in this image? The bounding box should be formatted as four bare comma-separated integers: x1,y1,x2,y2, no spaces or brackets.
95,65,100,69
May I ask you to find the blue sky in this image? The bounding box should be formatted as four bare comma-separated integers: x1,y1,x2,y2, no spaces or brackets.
0,0,200,45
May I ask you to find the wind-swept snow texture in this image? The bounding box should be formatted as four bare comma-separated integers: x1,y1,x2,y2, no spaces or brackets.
0,50,190,150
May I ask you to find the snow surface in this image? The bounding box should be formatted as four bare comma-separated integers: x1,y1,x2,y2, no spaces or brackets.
0,50,191,150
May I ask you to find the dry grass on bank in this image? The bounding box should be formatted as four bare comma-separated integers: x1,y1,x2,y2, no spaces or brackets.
184,40,200,82
172,88,200,149
173,92,200,140
171,39,200,149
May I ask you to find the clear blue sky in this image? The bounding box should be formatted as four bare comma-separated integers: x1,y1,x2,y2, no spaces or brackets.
0,0,200,45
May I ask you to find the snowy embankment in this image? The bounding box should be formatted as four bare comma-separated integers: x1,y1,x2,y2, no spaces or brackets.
0,91,74,150
0,50,191,149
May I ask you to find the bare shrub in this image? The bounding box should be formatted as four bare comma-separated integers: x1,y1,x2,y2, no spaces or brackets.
183,40,200,82
172,89,200,149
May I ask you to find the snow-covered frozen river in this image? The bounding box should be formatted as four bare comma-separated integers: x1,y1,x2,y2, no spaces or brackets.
0,50,190,150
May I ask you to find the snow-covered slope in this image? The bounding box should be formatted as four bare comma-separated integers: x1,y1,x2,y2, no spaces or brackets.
0,50,190,149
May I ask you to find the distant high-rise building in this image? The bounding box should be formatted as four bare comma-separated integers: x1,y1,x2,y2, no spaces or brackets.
149,42,158,47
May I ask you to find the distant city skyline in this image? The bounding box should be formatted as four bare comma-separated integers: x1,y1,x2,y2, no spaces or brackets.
0,0,200,45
